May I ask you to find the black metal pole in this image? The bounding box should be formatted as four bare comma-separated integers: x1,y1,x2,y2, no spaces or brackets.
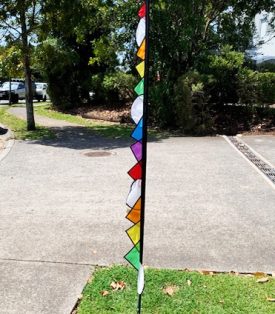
138,0,150,313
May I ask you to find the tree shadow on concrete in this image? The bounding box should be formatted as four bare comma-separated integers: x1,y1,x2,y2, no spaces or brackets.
27,125,170,151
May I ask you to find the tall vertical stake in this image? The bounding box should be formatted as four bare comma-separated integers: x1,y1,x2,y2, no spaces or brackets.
138,0,150,313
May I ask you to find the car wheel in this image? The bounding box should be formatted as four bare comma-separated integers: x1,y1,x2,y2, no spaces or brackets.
43,95,47,102
12,94,19,104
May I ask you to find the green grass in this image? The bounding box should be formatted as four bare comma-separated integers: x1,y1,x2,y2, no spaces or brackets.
35,105,166,139
77,266,275,314
0,107,55,140
35,105,133,139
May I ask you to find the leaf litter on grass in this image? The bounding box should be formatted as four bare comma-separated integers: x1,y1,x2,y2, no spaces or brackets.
110,281,126,291
77,266,275,314
162,285,179,296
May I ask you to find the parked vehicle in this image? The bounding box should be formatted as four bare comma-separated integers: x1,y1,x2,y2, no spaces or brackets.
0,80,36,104
35,82,49,102
0,81,25,103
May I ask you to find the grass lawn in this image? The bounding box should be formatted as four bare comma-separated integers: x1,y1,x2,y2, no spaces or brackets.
77,266,275,314
35,105,166,140
0,107,55,140
35,105,133,139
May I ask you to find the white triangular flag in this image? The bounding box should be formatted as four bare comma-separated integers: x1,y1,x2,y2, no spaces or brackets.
126,180,142,208
136,18,146,46
131,96,144,124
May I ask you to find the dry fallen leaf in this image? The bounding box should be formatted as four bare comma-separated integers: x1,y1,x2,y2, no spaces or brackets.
272,272,275,278
267,297,275,302
257,277,269,283
163,285,179,296
100,290,110,297
187,280,192,286
199,270,210,275
199,270,214,276
254,272,266,278
110,281,126,291
110,281,117,290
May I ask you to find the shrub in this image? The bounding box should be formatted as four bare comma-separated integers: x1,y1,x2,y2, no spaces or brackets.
257,72,275,105
102,72,137,105
173,72,214,134
35,38,90,111
202,46,245,107
238,70,275,106
237,68,258,106
149,80,175,128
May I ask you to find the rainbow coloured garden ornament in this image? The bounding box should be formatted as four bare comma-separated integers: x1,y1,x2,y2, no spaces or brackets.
124,0,150,312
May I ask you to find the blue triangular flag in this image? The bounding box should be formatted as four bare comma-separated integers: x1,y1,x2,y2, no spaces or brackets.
131,118,143,141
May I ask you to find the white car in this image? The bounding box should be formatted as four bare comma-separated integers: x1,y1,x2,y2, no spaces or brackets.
0,81,25,103
35,82,49,102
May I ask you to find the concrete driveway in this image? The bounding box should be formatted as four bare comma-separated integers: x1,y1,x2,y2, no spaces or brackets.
0,110,275,313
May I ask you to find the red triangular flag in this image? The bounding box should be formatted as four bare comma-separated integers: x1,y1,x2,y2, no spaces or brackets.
128,162,142,180
138,4,146,18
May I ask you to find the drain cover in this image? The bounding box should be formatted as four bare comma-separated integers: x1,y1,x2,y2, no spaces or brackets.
228,136,275,185
84,151,112,157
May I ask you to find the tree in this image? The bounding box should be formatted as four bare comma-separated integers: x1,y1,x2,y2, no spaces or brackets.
36,0,117,110
0,45,24,104
116,0,275,127
0,0,41,130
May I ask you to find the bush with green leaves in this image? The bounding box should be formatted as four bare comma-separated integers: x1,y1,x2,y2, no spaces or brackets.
35,38,89,110
149,79,176,128
200,46,245,107
238,70,275,107
103,72,137,105
257,72,275,105
90,72,137,106
173,71,214,134
237,68,258,106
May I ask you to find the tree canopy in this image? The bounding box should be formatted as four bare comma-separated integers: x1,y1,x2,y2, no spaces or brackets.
0,0,274,133
0,0,42,129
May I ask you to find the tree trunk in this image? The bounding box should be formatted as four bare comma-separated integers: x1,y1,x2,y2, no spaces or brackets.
19,2,35,130
9,77,11,106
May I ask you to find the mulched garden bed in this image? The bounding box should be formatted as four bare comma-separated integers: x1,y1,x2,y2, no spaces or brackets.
69,104,275,136
72,105,131,124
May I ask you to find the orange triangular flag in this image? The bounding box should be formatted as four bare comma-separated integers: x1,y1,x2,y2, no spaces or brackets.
137,40,146,60
126,198,141,223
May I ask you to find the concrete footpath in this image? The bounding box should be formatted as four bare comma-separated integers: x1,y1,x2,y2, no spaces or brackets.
0,123,14,163
0,107,275,313
0,138,4,151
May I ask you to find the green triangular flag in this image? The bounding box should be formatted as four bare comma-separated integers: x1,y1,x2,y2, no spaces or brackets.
124,243,140,270
134,79,144,96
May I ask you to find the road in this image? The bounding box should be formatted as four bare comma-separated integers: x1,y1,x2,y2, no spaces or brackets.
0,108,275,313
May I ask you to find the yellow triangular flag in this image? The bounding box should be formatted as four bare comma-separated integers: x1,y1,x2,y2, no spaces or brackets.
136,61,145,78
126,222,140,245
